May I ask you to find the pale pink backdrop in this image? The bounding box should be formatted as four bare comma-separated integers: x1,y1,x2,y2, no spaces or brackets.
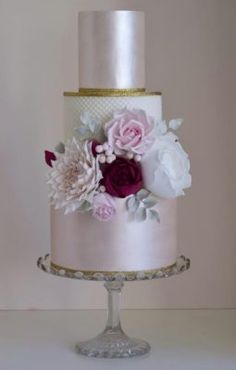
0,0,235,309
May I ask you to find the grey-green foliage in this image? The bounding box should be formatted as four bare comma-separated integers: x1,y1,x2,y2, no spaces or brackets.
77,200,92,212
75,111,102,140
155,118,183,136
126,189,160,222
55,142,65,153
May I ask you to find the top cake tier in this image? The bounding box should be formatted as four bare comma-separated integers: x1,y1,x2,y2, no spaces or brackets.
78,11,145,89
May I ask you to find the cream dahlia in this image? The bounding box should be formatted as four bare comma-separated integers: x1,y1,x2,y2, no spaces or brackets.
47,138,102,214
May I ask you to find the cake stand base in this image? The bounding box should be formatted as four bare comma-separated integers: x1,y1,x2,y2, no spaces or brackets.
75,281,150,358
76,329,150,359
37,255,190,359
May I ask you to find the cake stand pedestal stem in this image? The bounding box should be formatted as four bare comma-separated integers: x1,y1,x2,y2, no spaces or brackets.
105,281,123,331
75,280,151,358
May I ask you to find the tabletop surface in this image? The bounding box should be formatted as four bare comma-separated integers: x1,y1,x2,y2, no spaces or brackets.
0,309,235,370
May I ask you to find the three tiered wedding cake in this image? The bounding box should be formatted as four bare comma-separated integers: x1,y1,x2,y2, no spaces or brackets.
45,11,191,274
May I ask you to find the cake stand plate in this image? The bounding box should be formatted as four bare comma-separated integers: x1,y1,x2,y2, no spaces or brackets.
37,255,190,359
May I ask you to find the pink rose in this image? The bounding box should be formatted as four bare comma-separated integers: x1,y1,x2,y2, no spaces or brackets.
104,108,155,155
92,193,116,221
101,158,143,198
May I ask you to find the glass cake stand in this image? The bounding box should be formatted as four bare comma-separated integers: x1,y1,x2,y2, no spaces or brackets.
37,254,190,359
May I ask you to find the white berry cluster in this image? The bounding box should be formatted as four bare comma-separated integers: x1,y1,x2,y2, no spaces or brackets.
95,142,116,164
126,151,142,162
96,143,142,164
98,185,106,193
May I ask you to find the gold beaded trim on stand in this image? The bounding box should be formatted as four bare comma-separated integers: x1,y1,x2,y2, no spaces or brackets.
50,260,177,280
37,254,190,281
63,88,162,97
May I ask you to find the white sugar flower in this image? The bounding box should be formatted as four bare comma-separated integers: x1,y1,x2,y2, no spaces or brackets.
141,132,191,198
47,138,102,214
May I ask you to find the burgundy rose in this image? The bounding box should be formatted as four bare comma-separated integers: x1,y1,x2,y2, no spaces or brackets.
45,150,56,167
101,157,143,198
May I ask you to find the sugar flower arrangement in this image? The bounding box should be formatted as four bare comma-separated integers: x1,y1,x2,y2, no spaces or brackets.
45,108,191,222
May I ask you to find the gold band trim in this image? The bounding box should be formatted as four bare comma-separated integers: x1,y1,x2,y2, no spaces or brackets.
79,88,145,95
50,261,175,277
63,88,161,97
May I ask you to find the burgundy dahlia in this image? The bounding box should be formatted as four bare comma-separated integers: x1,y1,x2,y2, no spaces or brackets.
101,157,143,198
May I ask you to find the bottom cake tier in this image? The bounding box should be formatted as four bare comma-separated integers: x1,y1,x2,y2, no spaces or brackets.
50,198,177,272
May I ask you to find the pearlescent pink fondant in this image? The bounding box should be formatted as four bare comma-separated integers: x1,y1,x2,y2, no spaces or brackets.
51,199,177,271
78,11,145,89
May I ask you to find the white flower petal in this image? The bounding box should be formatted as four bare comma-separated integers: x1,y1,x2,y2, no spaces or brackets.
141,132,191,199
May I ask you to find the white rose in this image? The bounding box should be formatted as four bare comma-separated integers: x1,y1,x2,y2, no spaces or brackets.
141,132,191,198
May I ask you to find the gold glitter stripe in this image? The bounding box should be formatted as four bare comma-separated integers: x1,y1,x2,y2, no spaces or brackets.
63,88,161,97
50,261,175,277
